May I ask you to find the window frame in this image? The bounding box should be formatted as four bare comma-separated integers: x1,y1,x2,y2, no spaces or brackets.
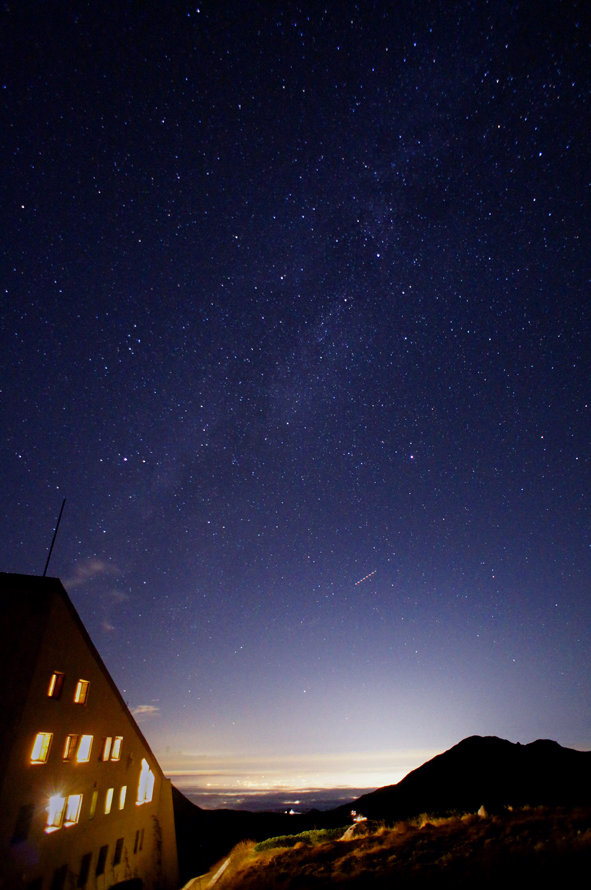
73,679,90,704
64,794,83,827
45,795,66,833
63,734,79,761
11,803,34,844
95,846,108,876
101,737,113,761
47,671,65,699
113,837,124,866
136,758,155,805
77,852,92,888
31,732,53,764
104,788,114,815
50,864,67,890
75,735,93,763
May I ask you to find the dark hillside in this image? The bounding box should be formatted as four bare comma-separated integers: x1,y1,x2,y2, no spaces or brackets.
335,736,591,822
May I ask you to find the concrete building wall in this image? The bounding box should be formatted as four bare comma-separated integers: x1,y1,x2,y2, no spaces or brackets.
0,574,178,890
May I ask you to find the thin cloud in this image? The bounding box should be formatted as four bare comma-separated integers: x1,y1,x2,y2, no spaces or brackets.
108,587,129,603
132,704,161,718
64,558,120,589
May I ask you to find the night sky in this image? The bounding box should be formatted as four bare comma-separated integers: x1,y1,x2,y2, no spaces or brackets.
2,2,590,793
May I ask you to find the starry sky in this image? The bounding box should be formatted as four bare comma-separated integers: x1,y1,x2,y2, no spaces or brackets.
2,2,590,793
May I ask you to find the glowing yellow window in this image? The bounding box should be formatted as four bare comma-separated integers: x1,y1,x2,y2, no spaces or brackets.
65,794,82,826
104,787,114,815
76,735,93,763
31,732,53,764
73,679,90,704
111,736,123,760
63,734,78,761
45,795,66,832
47,671,64,699
136,758,155,805
89,790,98,820
119,785,127,810
102,737,113,761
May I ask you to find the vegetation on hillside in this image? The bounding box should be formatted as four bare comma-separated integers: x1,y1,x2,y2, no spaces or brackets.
206,806,591,889
254,828,347,853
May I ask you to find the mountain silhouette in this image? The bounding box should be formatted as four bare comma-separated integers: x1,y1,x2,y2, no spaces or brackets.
331,735,591,822
173,736,591,879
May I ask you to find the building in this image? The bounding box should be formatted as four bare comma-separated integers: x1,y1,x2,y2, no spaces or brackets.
0,573,179,890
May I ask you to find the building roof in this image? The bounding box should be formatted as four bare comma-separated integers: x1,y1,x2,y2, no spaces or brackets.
0,572,164,780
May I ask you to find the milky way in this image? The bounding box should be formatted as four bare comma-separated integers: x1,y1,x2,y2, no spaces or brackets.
2,2,589,785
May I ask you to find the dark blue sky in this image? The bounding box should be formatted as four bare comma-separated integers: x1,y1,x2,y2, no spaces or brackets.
2,1,590,787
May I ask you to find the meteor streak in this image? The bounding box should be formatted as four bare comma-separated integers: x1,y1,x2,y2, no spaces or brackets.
355,569,377,586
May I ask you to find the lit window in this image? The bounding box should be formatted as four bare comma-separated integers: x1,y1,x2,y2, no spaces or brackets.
31,732,53,764
63,734,78,760
101,737,113,761
47,671,65,699
76,735,93,763
147,770,155,801
88,790,98,820
74,679,89,704
45,795,66,832
136,758,155,805
104,788,114,815
65,794,83,826
119,785,127,810
111,736,123,760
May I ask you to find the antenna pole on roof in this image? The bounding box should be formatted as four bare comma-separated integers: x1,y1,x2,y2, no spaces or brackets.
43,498,66,577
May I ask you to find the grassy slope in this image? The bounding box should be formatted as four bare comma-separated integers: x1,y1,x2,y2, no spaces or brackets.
211,806,591,889
172,786,338,882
